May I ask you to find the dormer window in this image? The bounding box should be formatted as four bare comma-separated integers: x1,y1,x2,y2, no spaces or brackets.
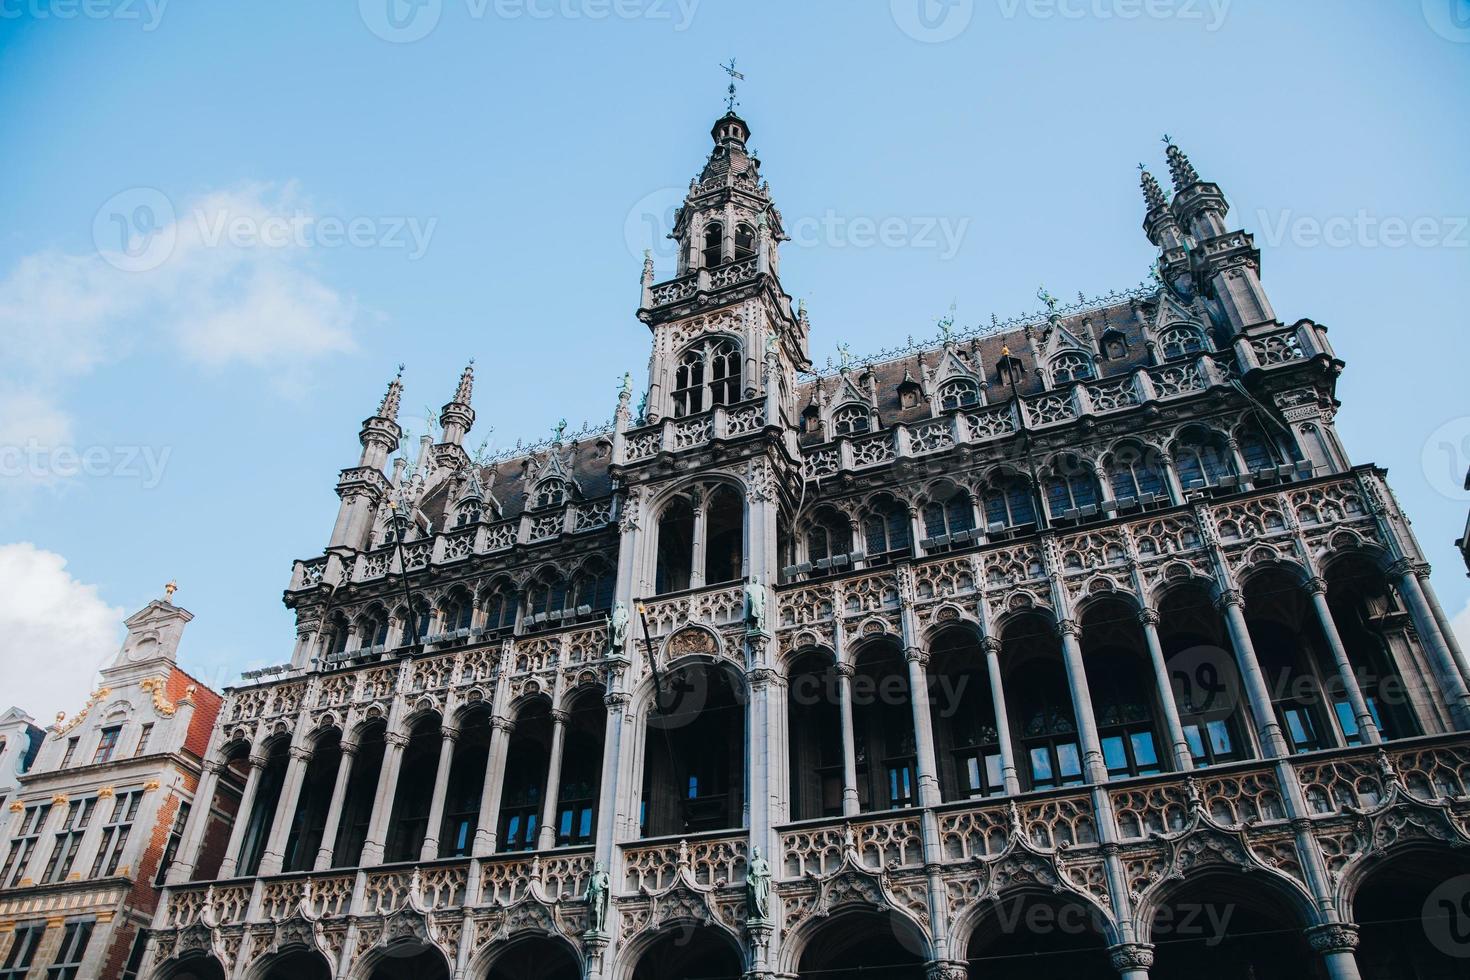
1050,351,1095,384
801,405,821,434
673,338,742,417
702,222,724,268
535,479,567,509
455,501,482,527
937,378,980,411
996,354,1025,388
832,404,872,436
1101,331,1129,360
1158,325,1206,361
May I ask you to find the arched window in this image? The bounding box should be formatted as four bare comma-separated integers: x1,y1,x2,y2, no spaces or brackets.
980,473,1037,530
396,599,430,647
481,585,517,633
574,562,615,614
832,404,872,436
673,339,743,417
733,223,756,260
1106,443,1167,504
325,613,350,658
1172,428,1235,491
701,221,723,268
455,501,482,527
1050,351,1095,384
1237,420,1298,474
922,490,975,541
703,485,744,585
381,515,411,547
1158,325,1206,361
655,496,695,594
805,507,854,565
937,378,980,410
1042,455,1101,519
862,497,911,560
440,592,473,634
535,479,567,510
528,574,572,623
360,607,389,649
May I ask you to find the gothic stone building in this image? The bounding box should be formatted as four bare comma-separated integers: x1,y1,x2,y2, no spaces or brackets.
130,113,1470,980
0,596,223,980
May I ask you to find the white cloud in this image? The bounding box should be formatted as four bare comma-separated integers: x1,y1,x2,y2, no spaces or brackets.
0,182,360,494
0,543,124,721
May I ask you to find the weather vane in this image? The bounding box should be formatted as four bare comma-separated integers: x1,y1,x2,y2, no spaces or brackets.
720,58,745,113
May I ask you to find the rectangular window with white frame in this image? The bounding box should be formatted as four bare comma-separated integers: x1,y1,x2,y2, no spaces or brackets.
0,804,52,888
40,798,96,883
45,920,93,980
0,922,45,980
89,791,141,878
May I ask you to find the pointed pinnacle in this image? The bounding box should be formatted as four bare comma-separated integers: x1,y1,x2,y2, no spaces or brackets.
378,367,404,421
454,361,475,405
1140,167,1169,212
1165,141,1199,191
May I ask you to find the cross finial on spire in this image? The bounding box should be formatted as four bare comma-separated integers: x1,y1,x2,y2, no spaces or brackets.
720,58,745,113
1162,133,1173,146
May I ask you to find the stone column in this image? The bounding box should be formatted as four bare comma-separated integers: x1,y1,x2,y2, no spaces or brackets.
472,717,514,856
166,759,222,885
535,711,570,851
834,662,861,816
593,692,629,865
1417,567,1470,685
258,743,314,876
358,731,407,867
1157,451,1186,505
1216,590,1290,758
1137,609,1193,771
1109,942,1154,980
313,742,357,872
1056,620,1108,784
1305,578,1380,745
982,637,1021,795
1306,924,1362,980
690,497,707,589
216,752,266,880
1393,562,1470,728
420,726,460,861
903,646,942,808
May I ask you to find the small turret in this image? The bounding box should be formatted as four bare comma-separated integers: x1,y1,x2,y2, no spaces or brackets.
327,367,404,552
1163,137,1228,240
358,367,404,472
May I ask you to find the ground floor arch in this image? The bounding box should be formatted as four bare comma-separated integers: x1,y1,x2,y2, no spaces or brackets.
1146,871,1323,979
361,942,451,980
795,908,930,980
484,935,582,980
964,890,1114,980
158,954,226,980
252,948,332,980
1352,843,1470,979
626,924,744,980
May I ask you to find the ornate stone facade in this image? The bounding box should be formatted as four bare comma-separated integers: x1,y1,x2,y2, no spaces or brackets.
135,116,1470,980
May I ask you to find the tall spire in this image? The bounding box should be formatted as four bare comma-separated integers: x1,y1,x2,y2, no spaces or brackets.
439,359,477,447
1164,136,1200,192
377,364,404,422
1140,165,1168,212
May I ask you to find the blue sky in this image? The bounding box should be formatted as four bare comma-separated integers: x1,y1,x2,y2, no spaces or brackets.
1,0,1467,715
